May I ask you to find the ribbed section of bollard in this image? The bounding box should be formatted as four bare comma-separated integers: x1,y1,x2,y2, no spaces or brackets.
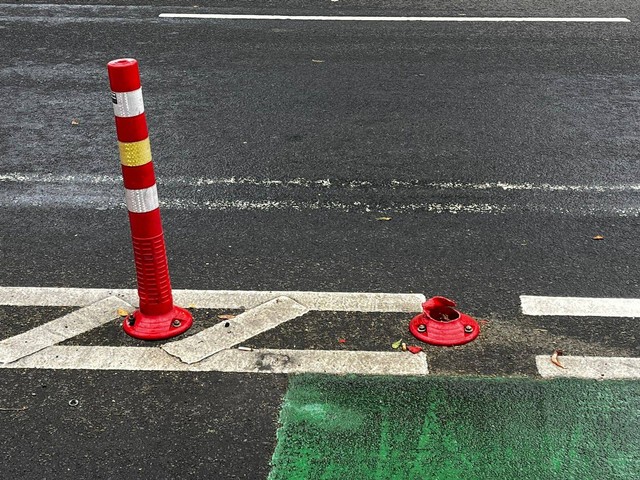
108,58,193,340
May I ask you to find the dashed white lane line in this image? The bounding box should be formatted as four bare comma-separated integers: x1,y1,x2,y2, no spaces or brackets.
0,296,132,364
0,287,424,312
162,296,309,364
0,346,429,375
159,14,631,23
521,295,640,317
523,295,640,378
536,355,640,379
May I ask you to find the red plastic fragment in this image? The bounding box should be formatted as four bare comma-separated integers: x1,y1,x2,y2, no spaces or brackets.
338,338,347,344
407,346,423,354
409,296,480,347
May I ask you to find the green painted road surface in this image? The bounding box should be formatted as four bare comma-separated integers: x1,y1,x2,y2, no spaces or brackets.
269,375,640,480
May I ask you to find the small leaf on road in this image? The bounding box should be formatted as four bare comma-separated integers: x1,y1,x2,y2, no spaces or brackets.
551,349,566,369
218,314,236,320
117,308,129,317
392,339,403,349
376,217,392,221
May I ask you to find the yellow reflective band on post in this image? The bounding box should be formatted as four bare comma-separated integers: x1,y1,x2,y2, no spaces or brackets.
118,139,152,167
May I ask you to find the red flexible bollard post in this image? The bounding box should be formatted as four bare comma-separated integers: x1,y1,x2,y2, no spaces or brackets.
107,58,193,340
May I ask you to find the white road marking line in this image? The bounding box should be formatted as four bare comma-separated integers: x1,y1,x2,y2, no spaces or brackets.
4,172,639,215
0,287,425,312
6,192,640,215
165,199,508,214
203,348,429,375
0,346,430,375
0,287,138,307
0,173,120,184
3,171,640,193
173,290,425,312
3,287,636,376
0,297,132,364
159,14,631,23
521,295,640,317
162,297,309,364
0,288,426,373
8,193,640,215
536,355,640,379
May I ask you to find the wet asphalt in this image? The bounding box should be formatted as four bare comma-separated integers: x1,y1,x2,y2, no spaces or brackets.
1,1,640,478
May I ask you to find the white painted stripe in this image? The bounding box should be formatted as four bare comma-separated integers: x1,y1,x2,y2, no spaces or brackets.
536,355,640,379
0,287,425,312
5,191,640,215
521,295,640,317
125,184,159,213
3,171,640,193
159,14,631,23
388,180,640,193
7,191,640,215
165,199,508,214
0,297,132,364
111,88,144,118
4,172,640,215
162,297,309,364
171,289,425,312
0,346,429,375
198,348,430,375
0,287,138,307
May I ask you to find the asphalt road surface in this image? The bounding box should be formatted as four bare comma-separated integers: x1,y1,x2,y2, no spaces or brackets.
1,1,639,478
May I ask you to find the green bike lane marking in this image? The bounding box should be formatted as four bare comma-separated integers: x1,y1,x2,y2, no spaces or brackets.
268,375,640,480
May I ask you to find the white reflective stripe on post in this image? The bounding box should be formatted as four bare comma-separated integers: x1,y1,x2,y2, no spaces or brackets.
112,88,145,118
125,185,159,213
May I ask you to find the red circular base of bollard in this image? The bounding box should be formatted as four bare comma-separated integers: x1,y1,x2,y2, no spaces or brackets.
409,296,480,346
123,305,193,340
409,313,479,346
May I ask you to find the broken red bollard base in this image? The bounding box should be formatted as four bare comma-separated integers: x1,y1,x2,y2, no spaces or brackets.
409,296,480,347
123,306,193,341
